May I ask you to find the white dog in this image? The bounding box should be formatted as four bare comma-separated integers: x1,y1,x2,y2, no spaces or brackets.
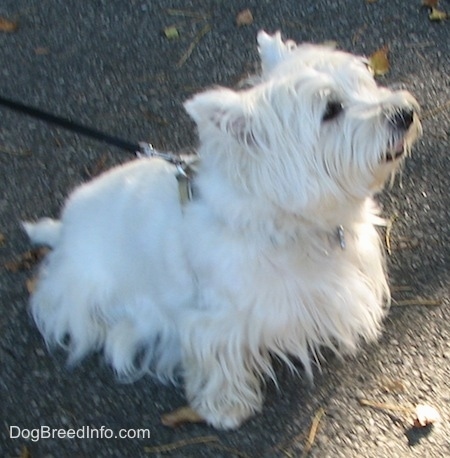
24,32,421,429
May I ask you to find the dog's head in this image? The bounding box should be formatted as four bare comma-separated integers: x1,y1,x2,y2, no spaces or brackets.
185,31,421,216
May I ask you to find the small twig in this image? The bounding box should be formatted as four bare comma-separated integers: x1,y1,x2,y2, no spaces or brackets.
166,8,211,20
359,398,414,414
177,24,211,68
385,214,397,255
83,154,108,179
212,444,252,458
144,436,219,454
278,408,326,457
301,408,325,458
393,298,442,307
391,285,413,292
144,435,249,457
403,40,434,49
385,223,393,255
379,377,406,394
352,24,368,45
0,145,31,156
422,99,450,120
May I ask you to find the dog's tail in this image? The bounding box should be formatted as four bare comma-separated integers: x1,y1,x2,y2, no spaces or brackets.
22,218,62,248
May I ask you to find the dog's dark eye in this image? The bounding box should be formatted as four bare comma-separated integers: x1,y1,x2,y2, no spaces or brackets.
323,101,343,121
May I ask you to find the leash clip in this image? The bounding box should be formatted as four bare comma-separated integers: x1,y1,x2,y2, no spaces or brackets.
137,142,181,164
137,142,199,204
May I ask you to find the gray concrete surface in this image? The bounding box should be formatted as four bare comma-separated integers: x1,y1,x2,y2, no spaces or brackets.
1,1,449,457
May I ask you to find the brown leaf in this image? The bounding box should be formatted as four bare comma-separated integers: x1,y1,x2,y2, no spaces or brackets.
161,406,205,427
0,232,5,246
423,0,439,7
163,25,180,40
369,46,390,76
429,7,448,21
380,378,406,393
4,247,49,273
19,446,31,458
35,47,50,55
0,17,19,33
236,9,253,26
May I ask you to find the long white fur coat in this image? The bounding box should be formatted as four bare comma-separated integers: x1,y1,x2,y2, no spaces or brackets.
25,31,421,429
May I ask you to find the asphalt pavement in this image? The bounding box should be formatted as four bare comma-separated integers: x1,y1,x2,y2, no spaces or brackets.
0,1,449,457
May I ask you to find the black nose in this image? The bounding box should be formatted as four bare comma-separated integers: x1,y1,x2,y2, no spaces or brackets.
390,108,415,130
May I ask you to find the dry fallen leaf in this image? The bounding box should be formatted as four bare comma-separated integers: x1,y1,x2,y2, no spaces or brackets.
4,247,49,273
0,17,19,33
161,406,205,427
0,232,5,246
380,378,406,394
236,9,253,26
414,404,441,427
429,7,448,21
35,47,50,55
369,46,390,76
423,0,439,7
19,446,31,458
163,25,180,40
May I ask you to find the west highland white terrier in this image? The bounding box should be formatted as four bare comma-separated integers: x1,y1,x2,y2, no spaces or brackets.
24,32,421,429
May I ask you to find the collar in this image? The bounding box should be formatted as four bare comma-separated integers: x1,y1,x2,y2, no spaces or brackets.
137,143,346,248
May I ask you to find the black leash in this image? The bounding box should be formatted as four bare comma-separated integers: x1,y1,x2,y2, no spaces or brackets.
0,94,199,201
0,95,139,154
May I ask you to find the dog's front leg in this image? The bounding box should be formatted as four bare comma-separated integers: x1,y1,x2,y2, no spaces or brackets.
181,323,264,430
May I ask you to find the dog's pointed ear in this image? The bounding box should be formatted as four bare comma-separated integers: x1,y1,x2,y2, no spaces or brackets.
257,30,297,75
184,89,248,140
